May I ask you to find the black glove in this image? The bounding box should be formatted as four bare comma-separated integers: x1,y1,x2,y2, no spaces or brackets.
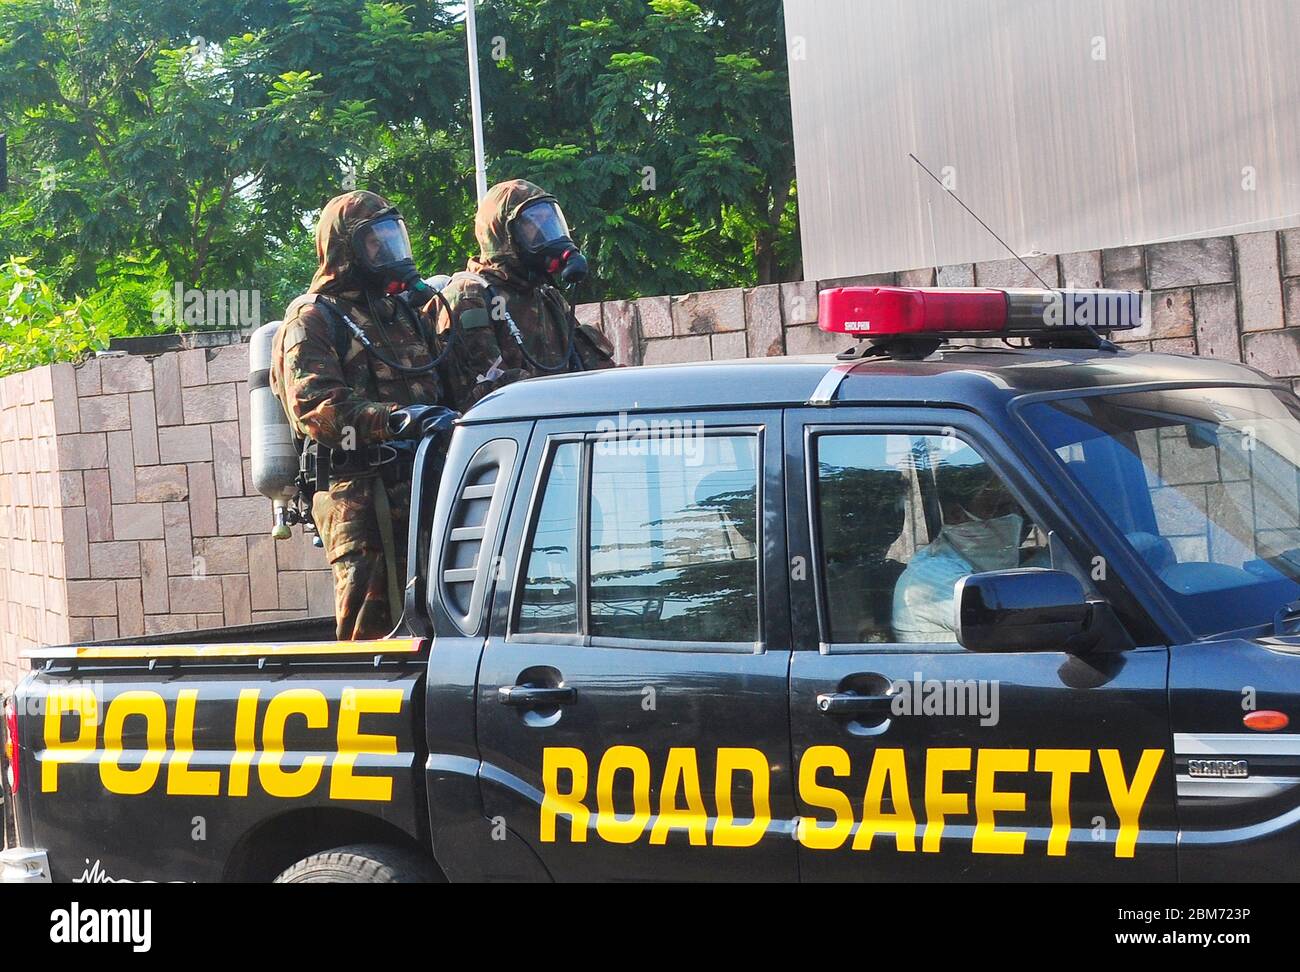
387,404,459,441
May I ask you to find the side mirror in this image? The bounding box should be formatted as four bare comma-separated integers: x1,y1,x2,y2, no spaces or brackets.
955,568,1093,653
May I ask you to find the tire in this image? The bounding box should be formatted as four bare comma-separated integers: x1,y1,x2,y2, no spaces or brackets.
273,843,440,884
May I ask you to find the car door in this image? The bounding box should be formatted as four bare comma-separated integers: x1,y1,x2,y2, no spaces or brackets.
785,407,1178,881
475,409,797,881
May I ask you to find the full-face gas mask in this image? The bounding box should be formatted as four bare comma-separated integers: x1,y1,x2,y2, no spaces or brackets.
351,207,429,297
508,197,589,286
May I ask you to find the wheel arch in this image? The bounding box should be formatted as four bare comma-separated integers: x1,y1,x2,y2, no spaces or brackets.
222,806,443,883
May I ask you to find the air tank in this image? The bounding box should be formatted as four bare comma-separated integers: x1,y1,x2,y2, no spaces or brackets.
248,321,298,539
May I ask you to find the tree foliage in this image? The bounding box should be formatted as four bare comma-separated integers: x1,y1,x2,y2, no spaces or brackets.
478,0,799,297
0,0,798,375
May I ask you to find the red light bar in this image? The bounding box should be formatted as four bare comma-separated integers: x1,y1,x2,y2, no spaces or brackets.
819,287,1004,337
818,287,1144,340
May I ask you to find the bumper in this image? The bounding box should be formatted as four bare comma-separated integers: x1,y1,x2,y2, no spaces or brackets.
0,848,51,883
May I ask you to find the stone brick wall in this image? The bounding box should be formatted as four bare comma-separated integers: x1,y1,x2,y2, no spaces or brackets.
2,224,1299,688
0,366,66,691
588,229,1300,385
0,344,334,692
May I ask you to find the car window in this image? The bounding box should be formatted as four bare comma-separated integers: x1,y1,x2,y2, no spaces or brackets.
814,432,1047,645
516,443,581,635
513,432,761,645
589,434,760,644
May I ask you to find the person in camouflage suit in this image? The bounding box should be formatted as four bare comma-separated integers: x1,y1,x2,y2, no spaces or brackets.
436,179,615,409
271,190,449,640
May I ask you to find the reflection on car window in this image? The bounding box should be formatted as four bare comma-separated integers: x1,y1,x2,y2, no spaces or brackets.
816,433,1046,644
516,443,581,634
589,434,759,644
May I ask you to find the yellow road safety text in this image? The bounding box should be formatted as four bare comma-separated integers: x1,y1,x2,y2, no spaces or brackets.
542,746,774,847
541,745,1164,858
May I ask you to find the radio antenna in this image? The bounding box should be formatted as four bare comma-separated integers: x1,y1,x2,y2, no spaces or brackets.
908,152,1118,352
908,152,1052,288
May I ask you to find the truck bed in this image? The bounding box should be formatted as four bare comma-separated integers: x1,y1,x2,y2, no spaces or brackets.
9,628,432,882
34,614,339,650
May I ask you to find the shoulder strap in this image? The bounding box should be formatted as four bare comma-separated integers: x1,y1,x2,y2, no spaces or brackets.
538,285,581,370
285,293,353,363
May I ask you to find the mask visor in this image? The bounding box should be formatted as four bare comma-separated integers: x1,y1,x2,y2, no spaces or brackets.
511,200,572,254
354,216,413,271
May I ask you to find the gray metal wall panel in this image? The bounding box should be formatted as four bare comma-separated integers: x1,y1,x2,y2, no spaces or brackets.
784,0,1300,280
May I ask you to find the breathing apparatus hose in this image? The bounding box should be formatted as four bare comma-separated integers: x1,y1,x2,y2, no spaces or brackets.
328,272,580,378
322,289,458,375
483,280,576,374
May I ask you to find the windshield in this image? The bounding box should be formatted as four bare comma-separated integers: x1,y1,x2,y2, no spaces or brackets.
1024,386,1300,638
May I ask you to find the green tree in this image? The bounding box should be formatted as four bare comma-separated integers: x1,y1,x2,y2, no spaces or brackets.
0,257,111,374
0,0,471,323
0,0,801,374
475,0,800,297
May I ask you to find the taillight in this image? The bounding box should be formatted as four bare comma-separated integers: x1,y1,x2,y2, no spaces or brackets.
4,696,18,793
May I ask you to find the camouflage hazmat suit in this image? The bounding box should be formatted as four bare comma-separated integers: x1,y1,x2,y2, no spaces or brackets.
270,191,444,640
436,179,615,410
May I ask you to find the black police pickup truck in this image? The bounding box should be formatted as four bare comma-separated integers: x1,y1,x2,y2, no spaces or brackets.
5,286,1300,883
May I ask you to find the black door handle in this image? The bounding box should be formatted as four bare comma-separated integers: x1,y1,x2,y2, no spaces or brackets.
816,691,895,716
498,685,577,708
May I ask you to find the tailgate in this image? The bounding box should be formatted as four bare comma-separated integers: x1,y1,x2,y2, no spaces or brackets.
9,637,429,883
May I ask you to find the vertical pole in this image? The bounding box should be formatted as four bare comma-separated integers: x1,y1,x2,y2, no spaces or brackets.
465,0,488,203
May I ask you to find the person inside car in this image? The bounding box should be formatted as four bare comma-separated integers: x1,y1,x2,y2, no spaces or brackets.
891,459,1028,643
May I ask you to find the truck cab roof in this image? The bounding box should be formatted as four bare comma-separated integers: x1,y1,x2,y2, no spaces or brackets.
461,346,1281,422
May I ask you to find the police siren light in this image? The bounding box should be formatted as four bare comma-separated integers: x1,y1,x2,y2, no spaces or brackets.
817,286,1145,358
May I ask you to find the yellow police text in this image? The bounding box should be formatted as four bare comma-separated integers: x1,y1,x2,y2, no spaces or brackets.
40,685,404,802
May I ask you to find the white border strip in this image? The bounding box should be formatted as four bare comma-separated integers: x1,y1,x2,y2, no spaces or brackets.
808,364,854,405
1176,775,1300,799
1174,732,1300,757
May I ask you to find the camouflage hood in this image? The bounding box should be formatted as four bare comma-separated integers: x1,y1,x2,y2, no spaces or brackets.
309,190,395,297
467,179,555,287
